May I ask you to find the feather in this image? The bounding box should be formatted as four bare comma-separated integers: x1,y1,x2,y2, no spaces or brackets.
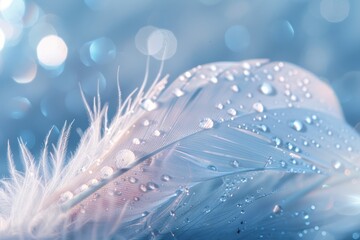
1,59,359,239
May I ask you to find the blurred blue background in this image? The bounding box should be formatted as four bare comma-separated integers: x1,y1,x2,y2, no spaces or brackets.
0,0,359,176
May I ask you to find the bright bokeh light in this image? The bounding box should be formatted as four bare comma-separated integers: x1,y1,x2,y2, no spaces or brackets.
0,0,13,11
36,35,68,68
0,28,5,51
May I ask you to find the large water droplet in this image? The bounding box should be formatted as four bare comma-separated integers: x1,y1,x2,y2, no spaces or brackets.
100,166,114,179
115,149,136,169
141,99,158,111
289,120,306,132
258,82,276,96
199,118,214,129
253,102,264,112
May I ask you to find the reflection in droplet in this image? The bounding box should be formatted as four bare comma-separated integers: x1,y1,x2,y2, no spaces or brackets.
37,35,68,68
89,37,116,64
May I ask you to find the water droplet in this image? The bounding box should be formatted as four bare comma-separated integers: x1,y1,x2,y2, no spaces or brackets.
100,166,114,179
227,108,237,116
139,184,148,192
258,82,276,96
219,196,227,202
199,118,214,129
132,138,141,145
59,191,74,203
207,165,217,171
273,204,282,214
161,174,171,182
272,137,282,147
173,88,185,97
79,184,89,192
210,76,218,83
143,119,150,126
128,176,138,184
231,85,239,92
230,160,240,168
147,182,159,190
153,130,161,137
203,206,211,214
332,161,342,170
141,99,158,111
170,210,176,217
115,149,136,169
216,103,224,109
253,102,264,112
133,196,140,202
142,211,150,217
257,124,269,132
289,120,306,132
89,179,99,186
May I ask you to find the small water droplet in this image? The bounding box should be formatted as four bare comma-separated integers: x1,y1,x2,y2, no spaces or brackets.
289,120,305,132
253,102,264,112
216,103,224,109
143,119,150,126
332,161,342,170
139,184,148,192
231,85,239,92
230,160,240,168
153,130,161,137
273,204,282,214
170,210,176,217
210,76,218,83
147,182,159,190
272,137,282,147
128,176,138,183
227,108,237,116
199,118,214,129
208,165,217,171
203,206,211,214
100,166,114,179
79,184,89,192
59,191,74,203
220,196,227,202
258,82,276,96
132,138,141,145
161,174,171,182
142,211,150,217
257,124,269,132
141,99,158,111
115,149,136,169
173,88,185,97
89,178,99,186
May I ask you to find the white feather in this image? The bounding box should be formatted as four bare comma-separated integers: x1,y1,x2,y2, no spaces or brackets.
0,60,359,239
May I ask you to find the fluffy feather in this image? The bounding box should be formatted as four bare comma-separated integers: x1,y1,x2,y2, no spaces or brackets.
0,60,359,239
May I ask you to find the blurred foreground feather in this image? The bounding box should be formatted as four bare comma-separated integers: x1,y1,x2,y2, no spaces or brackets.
1,60,360,239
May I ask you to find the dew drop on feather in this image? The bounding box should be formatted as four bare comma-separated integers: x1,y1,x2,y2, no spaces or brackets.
115,149,136,169
141,99,158,111
199,118,214,129
100,166,114,179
